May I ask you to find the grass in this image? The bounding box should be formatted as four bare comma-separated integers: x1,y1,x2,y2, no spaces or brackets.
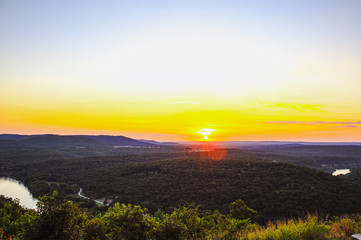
240,215,360,240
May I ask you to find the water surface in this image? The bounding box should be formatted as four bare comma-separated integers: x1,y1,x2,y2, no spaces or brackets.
332,169,351,176
0,177,38,209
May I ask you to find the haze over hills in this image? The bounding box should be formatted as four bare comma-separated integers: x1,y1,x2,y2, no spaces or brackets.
3,133,361,177
181,140,361,148
1,134,361,148
0,134,170,159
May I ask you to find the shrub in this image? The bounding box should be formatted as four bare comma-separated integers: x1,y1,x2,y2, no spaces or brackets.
83,217,107,240
155,206,206,240
244,216,328,240
101,203,156,240
229,199,258,222
329,217,359,238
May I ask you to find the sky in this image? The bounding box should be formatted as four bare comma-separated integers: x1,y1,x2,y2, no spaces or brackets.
1,0,361,141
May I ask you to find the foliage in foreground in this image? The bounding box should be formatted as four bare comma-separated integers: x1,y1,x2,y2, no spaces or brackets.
1,193,361,240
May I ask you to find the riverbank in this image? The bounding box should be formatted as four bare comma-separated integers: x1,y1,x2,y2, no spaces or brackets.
0,177,38,209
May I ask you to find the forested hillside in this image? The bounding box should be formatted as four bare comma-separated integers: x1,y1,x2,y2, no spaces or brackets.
2,140,361,223
254,145,361,171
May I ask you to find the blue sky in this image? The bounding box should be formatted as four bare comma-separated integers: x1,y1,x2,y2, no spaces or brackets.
1,0,360,56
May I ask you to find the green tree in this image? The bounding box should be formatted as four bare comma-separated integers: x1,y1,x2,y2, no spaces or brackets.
155,205,206,240
21,192,87,240
0,196,30,238
83,217,107,240
229,199,258,222
203,210,254,240
101,203,156,240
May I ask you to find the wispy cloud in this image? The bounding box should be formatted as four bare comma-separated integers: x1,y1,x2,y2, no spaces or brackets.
334,125,360,128
173,101,200,105
260,103,323,112
266,121,361,125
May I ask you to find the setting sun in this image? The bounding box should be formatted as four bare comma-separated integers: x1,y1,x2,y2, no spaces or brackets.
197,128,215,141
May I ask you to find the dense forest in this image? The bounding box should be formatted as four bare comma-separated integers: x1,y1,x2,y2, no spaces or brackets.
2,137,361,223
253,145,361,171
2,136,361,229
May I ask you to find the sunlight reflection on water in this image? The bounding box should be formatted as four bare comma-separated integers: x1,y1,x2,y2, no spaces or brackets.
0,177,38,209
332,169,350,176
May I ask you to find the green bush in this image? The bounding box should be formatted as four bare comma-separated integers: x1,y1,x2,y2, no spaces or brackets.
245,216,329,240
101,203,156,240
83,217,107,240
229,199,258,222
2,193,360,240
155,205,206,240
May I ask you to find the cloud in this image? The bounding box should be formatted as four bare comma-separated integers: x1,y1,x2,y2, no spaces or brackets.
266,121,361,125
334,125,360,128
197,128,215,136
173,101,200,105
263,103,323,112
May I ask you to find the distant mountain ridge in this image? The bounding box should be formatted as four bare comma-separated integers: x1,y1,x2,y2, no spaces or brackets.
176,140,361,149
0,134,157,147
1,134,360,149
84,135,155,147
0,134,41,140
20,135,108,148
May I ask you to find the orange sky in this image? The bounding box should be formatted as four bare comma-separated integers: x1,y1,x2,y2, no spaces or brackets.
1,1,361,142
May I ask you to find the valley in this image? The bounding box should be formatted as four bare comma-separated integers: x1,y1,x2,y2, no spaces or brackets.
1,134,361,223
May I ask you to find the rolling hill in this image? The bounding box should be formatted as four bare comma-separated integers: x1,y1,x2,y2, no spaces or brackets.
5,149,361,223
0,134,158,148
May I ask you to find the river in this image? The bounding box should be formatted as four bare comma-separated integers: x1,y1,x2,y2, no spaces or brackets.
0,177,38,209
78,187,104,205
332,169,351,176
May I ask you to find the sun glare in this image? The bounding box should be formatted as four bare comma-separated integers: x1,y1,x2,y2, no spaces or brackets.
197,128,215,141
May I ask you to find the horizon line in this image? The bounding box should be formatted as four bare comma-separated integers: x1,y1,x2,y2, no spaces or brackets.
1,133,361,144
